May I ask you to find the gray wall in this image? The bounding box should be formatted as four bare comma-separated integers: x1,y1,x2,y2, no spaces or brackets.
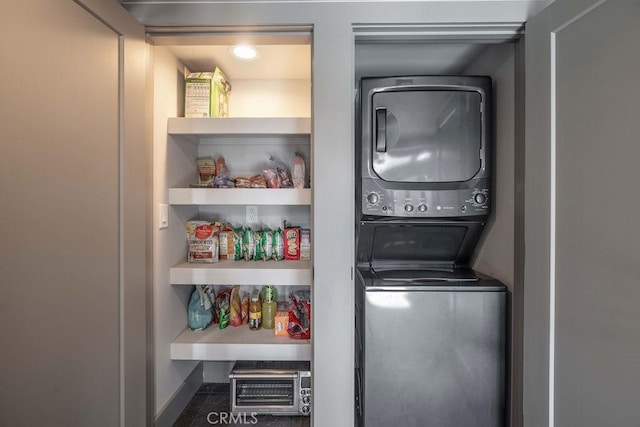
0,0,149,425
525,0,640,425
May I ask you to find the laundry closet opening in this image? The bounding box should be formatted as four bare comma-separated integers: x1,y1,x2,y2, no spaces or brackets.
353,24,524,427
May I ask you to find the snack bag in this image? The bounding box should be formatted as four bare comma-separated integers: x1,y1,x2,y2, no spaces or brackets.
232,227,244,260
213,156,234,188
242,227,255,261
186,221,219,263
254,230,264,261
272,228,285,261
196,157,216,186
269,155,293,188
229,286,243,327
217,291,230,329
261,228,273,261
263,168,281,189
250,175,267,188
218,223,234,260
216,156,228,176
187,285,215,331
287,291,311,339
241,293,250,325
213,287,229,324
235,176,251,188
292,152,306,189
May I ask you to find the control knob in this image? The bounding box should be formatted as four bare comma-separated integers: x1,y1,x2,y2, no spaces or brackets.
366,193,380,204
301,405,311,414
404,204,414,213
417,204,428,213
474,193,487,205
302,396,311,404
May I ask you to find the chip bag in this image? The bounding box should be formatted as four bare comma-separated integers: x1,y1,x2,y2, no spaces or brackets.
287,291,311,339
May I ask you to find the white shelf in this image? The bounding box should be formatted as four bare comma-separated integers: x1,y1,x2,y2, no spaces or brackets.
166,116,313,364
168,117,311,137
171,326,310,361
169,188,311,206
170,260,313,286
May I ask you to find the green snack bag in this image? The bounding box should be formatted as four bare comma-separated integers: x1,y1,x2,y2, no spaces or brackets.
254,230,263,261
272,228,284,261
243,227,255,261
233,227,244,260
261,227,273,261
218,293,230,329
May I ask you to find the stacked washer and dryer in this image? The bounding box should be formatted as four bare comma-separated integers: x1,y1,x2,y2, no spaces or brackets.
355,76,507,427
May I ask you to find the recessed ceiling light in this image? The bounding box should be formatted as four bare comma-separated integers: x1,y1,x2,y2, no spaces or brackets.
231,45,259,60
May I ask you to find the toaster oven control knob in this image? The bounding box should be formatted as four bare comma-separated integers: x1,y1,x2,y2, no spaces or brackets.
302,396,311,404
418,204,428,212
474,193,487,205
302,405,311,414
404,204,414,213
366,193,380,204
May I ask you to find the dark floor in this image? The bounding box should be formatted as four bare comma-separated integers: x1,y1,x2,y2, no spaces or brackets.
174,383,310,427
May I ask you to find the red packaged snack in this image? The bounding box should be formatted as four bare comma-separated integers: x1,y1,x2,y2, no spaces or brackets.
213,287,230,324
263,168,281,188
215,156,228,176
287,291,311,340
284,226,300,260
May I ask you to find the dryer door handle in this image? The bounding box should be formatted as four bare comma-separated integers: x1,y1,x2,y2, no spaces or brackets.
375,108,387,152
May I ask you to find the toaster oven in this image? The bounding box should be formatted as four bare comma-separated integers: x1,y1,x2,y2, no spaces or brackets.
229,361,311,416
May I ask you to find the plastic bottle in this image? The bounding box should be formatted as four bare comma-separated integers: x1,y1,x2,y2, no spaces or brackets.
249,294,262,331
262,300,277,329
261,285,277,329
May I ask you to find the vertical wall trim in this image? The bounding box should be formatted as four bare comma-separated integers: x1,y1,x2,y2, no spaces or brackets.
72,2,127,424
512,36,525,427
118,35,126,427
548,31,557,427
549,2,607,425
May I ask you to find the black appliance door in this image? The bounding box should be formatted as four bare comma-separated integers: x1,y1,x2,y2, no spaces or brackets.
371,88,482,183
355,219,485,267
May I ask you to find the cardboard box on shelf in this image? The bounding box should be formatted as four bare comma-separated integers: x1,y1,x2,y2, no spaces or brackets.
284,226,300,261
300,228,311,261
185,68,231,118
274,309,289,337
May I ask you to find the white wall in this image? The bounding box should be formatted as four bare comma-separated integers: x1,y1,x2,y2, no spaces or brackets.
230,79,311,117
153,46,200,415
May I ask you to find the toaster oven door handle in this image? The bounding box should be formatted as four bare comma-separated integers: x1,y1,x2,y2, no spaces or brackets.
229,373,299,379
375,107,387,152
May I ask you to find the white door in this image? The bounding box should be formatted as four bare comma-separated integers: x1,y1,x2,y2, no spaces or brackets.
524,0,640,426
0,0,148,425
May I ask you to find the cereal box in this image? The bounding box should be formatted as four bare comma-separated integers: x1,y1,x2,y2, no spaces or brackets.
284,226,300,261
185,68,231,118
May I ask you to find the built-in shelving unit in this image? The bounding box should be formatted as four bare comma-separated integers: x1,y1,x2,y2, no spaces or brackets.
168,117,311,139
167,116,312,362
171,326,311,361
170,260,313,286
169,188,311,206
